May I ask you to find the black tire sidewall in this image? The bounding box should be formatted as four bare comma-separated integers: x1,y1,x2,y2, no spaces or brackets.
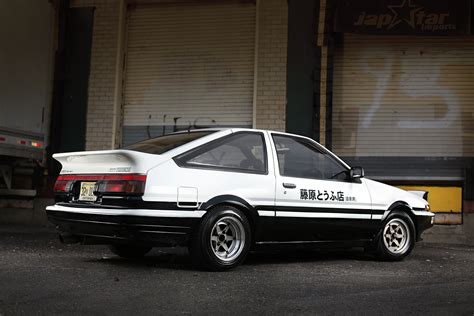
193,206,251,270
377,211,416,261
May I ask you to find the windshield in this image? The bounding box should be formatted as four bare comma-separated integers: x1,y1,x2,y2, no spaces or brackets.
124,131,215,155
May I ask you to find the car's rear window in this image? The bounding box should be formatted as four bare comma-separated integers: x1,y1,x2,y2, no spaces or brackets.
124,131,215,155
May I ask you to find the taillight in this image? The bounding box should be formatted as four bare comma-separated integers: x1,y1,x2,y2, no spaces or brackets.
53,174,146,196
96,179,145,195
53,177,73,193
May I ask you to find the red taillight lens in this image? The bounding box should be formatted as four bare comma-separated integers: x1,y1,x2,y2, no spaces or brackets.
96,180,145,195
54,177,73,192
53,174,146,196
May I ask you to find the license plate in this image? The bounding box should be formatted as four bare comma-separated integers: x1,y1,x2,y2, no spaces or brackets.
79,182,97,201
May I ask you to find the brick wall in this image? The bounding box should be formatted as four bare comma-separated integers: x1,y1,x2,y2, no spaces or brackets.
74,0,288,150
255,0,288,132
71,0,120,150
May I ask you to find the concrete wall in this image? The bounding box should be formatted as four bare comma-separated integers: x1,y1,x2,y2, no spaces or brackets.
72,0,288,150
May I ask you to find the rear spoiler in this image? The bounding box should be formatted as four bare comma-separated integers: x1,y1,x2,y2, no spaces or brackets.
53,149,166,175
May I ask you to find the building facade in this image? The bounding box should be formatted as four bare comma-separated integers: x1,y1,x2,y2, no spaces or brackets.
53,0,473,225
67,0,288,150
323,0,474,225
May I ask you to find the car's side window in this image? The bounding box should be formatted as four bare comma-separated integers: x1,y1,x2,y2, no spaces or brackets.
176,132,267,174
272,134,348,181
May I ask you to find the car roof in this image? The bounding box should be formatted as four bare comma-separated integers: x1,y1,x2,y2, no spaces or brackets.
129,128,351,169
169,128,351,168
170,127,285,135
169,128,322,143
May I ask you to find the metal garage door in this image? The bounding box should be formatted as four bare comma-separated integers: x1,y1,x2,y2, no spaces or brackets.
122,1,256,145
332,34,474,180
332,34,474,181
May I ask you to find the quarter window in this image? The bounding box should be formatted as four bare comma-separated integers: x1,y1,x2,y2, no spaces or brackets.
177,132,267,174
272,134,348,181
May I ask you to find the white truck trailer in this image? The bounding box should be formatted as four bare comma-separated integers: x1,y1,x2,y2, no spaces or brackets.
0,1,54,197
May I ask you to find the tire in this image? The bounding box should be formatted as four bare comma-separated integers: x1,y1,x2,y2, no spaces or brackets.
375,211,416,261
109,244,152,259
189,205,251,271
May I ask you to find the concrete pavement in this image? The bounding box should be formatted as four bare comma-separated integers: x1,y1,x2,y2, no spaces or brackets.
0,228,473,315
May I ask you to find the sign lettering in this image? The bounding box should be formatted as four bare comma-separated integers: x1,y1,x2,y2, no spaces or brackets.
337,0,471,35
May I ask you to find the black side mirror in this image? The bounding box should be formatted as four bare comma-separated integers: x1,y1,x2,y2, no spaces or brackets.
350,166,364,179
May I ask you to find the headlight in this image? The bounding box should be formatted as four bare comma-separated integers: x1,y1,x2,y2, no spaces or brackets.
425,204,430,211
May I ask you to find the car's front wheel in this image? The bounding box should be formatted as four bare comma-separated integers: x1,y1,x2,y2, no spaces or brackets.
376,211,415,261
189,205,251,271
109,244,152,259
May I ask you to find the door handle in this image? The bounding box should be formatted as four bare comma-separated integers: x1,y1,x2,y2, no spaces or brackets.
283,183,296,189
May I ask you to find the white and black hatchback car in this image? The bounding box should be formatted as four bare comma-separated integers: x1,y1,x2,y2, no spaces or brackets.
47,129,434,270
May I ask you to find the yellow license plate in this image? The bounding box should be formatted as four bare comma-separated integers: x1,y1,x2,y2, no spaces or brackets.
79,182,97,201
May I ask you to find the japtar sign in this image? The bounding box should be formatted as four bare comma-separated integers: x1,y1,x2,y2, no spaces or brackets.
336,0,471,35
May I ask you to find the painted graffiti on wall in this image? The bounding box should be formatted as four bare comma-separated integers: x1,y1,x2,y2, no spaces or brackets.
147,114,218,138
333,36,474,157
361,50,460,130
121,114,221,146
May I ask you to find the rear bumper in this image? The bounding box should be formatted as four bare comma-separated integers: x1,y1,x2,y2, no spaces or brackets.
46,205,204,246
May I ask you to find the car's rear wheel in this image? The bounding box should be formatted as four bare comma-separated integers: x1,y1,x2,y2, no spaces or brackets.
376,211,415,261
189,205,251,271
109,244,152,259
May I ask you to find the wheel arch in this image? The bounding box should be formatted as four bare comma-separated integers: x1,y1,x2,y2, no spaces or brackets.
383,201,418,236
199,195,258,240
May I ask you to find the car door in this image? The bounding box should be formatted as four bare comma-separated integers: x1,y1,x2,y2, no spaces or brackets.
267,133,376,242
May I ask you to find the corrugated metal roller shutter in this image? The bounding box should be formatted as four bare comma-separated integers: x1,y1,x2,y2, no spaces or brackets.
122,2,256,145
333,34,474,158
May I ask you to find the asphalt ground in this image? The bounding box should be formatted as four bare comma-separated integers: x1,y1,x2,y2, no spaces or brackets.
0,229,473,315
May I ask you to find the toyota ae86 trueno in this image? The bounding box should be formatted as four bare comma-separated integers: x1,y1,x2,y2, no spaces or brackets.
47,128,434,270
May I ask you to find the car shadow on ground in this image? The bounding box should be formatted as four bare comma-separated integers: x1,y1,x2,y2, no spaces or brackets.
84,246,376,271
246,246,375,265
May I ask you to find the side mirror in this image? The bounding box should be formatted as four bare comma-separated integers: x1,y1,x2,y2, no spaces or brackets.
350,166,364,179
